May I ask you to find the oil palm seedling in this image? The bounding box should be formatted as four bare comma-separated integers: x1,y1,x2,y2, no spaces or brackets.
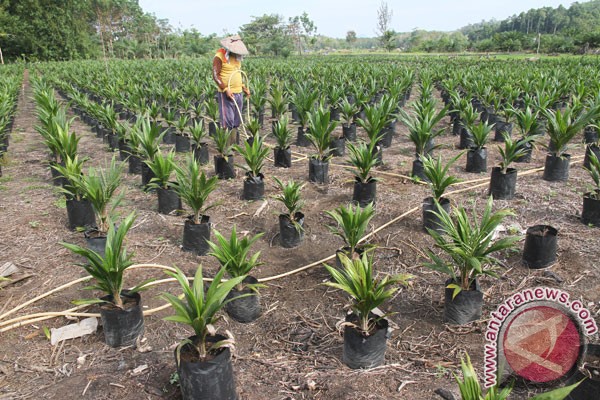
268,80,288,121
208,226,264,322
272,115,294,168
161,107,176,144
323,251,412,369
494,93,517,142
356,102,390,167
489,133,533,200
61,212,151,347
146,150,181,215
399,96,448,180
457,99,480,150
204,99,219,136
66,155,125,255
466,121,493,173
245,116,261,145
452,352,581,400
326,201,375,262
250,77,267,125
234,132,270,200
339,97,359,141
292,82,318,147
377,94,400,148
53,155,96,230
162,264,246,400
424,196,518,324
132,116,165,189
212,125,236,179
421,153,461,234
512,106,541,163
273,177,305,248
542,103,599,182
347,140,380,207
174,114,191,152
173,154,219,255
582,151,600,227
188,120,209,165
306,106,338,184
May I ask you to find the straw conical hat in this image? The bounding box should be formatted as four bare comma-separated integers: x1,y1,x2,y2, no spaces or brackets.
220,35,249,55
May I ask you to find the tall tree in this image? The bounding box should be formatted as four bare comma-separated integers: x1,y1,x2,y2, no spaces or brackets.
376,1,395,51
240,14,292,56
346,30,357,45
288,12,317,55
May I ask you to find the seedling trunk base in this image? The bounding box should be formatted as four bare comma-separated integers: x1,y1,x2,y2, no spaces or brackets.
177,335,238,400
343,313,388,369
182,215,211,256
582,191,600,227
308,159,329,184
279,212,304,248
488,167,517,200
66,198,96,231
444,279,483,325
422,197,450,234
99,291,144,348
225,276,262,323
522,224,558,269
353,178,376,208
157,187,182,215
543,154,570,182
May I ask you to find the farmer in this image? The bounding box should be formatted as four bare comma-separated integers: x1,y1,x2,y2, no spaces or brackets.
212,35,251,131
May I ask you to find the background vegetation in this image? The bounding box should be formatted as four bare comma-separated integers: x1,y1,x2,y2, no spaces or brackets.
1,0,600,62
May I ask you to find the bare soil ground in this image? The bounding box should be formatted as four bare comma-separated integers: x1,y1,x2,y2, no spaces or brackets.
0,73,599,400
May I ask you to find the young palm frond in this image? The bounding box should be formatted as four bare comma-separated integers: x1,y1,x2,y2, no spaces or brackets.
79,156,125,234
498,133,533,173
207,226,264,279
585,150,600,199
234,133,269,177
424,197,518,297
421,153,462,201
162,265,246,359
212,125,235,157
188,120,208,146
146,150,176,190
543,104,599,157
306,106,338,160
346,140,379,183
272,177,305,221
61,212,149,309
272,115,293,149
326,202,375,254
173,155,219,224
323,251,411,333
468,121,493,150
356,103,389,145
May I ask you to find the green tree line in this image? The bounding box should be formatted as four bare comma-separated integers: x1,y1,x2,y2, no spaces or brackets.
2,0,600,62
0,0,219,62
459,0,600,53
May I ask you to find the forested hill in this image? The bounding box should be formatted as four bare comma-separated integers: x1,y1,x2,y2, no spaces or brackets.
458,0,600,52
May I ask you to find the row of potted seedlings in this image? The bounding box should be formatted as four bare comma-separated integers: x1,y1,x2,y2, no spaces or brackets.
30,61,600,398
0,70,21,177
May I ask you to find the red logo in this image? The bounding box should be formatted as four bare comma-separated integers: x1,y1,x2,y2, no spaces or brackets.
502,305,581,383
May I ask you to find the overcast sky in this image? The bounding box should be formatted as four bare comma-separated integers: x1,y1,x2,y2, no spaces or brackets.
139,0,574,39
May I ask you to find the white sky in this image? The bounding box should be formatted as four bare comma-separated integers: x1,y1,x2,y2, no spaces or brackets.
139,0,574,39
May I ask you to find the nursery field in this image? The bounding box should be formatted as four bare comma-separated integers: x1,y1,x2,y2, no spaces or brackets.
0,55,600,399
